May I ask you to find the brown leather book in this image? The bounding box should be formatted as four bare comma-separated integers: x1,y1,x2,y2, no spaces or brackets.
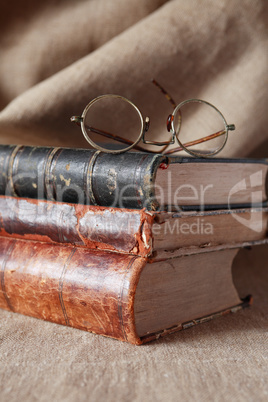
0,196,266,343
0,196,267,259
0,237,253,344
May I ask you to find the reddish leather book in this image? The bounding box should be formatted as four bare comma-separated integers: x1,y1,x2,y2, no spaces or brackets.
0,237,253,344
0,195,267,343
0,196,267,259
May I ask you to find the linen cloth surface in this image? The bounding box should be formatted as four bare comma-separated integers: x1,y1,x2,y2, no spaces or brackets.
0,0,267,156
0,1,267,401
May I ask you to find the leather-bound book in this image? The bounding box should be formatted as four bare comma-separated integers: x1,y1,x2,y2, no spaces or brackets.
0,237,253,344
0,145,267,210
0,145,267,344
0,196,267,259
0,196,267,343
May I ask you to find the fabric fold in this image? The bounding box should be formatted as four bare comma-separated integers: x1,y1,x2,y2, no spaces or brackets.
0,0,267,157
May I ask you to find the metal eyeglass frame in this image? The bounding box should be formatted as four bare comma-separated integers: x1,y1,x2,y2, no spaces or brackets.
71,80,235,157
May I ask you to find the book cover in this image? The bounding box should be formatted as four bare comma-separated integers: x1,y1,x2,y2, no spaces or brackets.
0,196,267,259
0,144,267,210
0,237,253,344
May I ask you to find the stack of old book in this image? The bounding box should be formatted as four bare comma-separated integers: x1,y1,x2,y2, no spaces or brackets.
0,145,267,344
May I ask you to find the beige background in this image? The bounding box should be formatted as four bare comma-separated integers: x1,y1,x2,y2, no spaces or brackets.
0,1,267,401
0,0,267,157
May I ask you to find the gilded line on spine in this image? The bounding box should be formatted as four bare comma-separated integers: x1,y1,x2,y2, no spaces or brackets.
0,240,16,311
85,150,100,205
44,147,61,200
58,248,77,326
7,145,24,197
118,256,138,341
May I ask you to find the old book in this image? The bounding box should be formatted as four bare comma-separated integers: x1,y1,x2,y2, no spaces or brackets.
0,237,253,344
0,144,267,210
0,196,267,259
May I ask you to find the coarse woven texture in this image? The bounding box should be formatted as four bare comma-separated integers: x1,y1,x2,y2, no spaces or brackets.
0,0,267,157
0,245,267,402
0,1,267,401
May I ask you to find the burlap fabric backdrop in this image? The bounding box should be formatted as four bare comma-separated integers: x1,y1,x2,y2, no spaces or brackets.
0,1,267,401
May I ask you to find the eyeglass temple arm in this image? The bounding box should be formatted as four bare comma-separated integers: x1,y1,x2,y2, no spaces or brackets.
71,116,151,152
71,117,235,155
151,79,177,109
142,137,175,146
163,126,235,155
140,79,178,147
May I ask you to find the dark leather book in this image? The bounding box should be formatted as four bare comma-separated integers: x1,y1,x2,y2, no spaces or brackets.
0,196,267,259
0,144,267,210
0,237,253,344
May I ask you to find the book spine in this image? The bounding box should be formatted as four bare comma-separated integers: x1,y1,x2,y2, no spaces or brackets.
0,145,164,210
0,237,146,344
0,196,154,257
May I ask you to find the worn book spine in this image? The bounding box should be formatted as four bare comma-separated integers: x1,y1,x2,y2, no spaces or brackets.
0,196,154,257
0,237,251,345
0,144,165,210
0,237,145,344
1,144,267,211
1,196,267,260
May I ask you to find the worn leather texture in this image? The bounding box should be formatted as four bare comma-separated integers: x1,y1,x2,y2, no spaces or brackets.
1,145,267,210
0,0,267,401
0,195,267,259
0,196,155,255
0,145,163,209
0,237,146,344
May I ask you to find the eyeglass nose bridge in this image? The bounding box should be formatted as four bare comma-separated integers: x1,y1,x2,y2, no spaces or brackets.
144,117,150,132
142,115,176,146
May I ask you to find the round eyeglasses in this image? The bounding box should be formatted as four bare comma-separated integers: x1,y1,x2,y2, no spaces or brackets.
71,80,235,157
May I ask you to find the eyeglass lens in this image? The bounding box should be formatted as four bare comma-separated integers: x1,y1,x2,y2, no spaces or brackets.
83,96,142,151
173,100,227,156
